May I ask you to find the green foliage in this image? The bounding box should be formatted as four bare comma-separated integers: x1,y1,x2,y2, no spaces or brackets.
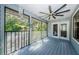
5,12,47,32
5,13,29,31
32,19,47,31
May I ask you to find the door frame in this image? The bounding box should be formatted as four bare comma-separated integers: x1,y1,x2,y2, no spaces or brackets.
52,22,60,38
52,21,69,40
59,21,69,40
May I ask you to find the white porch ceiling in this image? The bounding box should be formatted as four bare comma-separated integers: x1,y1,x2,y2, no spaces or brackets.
19,4,78,21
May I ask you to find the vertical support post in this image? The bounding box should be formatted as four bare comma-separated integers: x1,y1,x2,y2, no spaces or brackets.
69,18,72,41
28,16,32,45
0,5,5,55
46,22,48,37
48,21,52,37
41,22,42,39
15,32,16,51
10,32,12,53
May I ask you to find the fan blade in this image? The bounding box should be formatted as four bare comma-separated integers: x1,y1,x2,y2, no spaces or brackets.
49,5,52,13
40,12,49,15
53,16,56,19
52,14,56,19
55,14,64,16
56,9,70,14
54,4,67,13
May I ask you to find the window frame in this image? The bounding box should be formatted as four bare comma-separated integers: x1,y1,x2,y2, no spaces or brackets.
72,7,79,44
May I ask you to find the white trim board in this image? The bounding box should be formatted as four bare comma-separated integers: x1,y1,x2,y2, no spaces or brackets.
51,21,70,40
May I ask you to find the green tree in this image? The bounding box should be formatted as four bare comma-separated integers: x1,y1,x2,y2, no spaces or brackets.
5,13,29,31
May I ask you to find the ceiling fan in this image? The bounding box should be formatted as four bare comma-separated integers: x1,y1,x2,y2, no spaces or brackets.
40,4,70,20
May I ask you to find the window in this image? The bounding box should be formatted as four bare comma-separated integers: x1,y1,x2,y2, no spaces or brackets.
4,7,29,54
73,10,79,42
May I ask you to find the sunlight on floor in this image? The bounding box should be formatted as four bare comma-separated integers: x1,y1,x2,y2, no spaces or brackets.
29,42,43,51
43,38,49,43
29,38,49,51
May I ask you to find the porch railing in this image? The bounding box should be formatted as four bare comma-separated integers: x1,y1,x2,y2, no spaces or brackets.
4,31,29,54
4,31,47,54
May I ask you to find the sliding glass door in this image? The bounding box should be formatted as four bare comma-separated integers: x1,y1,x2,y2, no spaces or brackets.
60,24,67,37
53,24,58,36
52,22,69,40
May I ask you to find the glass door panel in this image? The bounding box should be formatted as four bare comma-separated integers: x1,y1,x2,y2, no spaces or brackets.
60,24,67,37
53,24,58,36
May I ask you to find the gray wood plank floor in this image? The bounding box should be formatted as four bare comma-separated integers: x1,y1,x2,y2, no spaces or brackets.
13,37,78,55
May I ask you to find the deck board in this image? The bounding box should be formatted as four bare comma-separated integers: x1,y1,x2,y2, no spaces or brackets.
13,37,78,55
